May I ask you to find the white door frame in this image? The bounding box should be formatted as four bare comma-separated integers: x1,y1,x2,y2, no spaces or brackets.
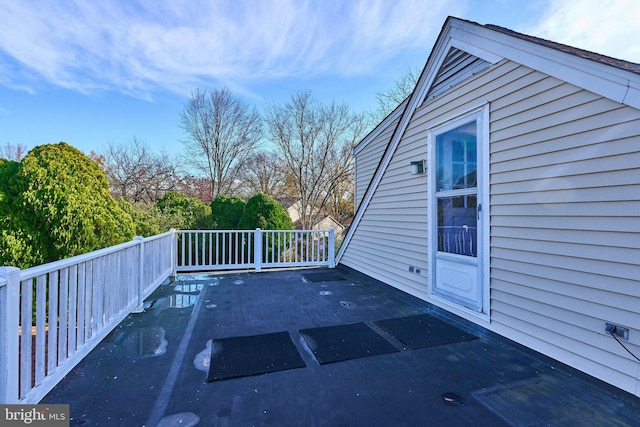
427,104,490,321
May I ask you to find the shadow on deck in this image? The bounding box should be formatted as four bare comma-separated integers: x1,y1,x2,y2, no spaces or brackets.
43,267,640,426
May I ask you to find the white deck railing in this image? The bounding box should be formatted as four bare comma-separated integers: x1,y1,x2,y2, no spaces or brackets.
176,229,335,271
0,228,334,403
0,231,175,404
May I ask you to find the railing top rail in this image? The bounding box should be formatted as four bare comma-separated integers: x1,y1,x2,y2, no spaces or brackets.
177,229,254,233
17,230,176,280
176,229,333,233
139,229,175,242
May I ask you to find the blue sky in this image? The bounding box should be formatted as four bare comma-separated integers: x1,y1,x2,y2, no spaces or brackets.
1,0,639,157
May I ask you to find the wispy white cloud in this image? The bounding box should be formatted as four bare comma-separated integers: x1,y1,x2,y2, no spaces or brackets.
0,0,461,99
526,0,640,63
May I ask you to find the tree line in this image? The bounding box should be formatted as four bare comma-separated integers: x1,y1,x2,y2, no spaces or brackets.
1,71,418,269
0,142,294,269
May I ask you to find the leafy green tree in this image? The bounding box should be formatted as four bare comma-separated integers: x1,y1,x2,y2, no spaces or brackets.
156,191,212,230
0,158,42,267
117,198,164,237
0,142,135,268
238,193,294,230
211,195,245,229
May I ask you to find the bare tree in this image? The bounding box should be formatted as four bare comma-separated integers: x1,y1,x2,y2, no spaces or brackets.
102,137,180,204
179,88,262,200
325,177,355,224
0,142,28,161
370,66,421,123
176,175,214,205
265,90,366,229
237,152,286,199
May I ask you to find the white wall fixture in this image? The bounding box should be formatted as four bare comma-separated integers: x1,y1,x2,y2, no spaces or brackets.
410,160,425,175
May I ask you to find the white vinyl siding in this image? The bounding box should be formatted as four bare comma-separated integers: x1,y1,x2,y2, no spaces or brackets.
342,60,533,299
354,115,400,209
341,58,640,397
489,69,640,396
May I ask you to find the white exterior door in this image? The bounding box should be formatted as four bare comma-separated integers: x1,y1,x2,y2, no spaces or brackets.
429,107,488,314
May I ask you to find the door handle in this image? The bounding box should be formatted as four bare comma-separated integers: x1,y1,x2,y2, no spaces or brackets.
477,203,482,220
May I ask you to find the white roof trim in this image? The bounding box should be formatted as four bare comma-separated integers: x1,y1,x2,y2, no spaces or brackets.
459,21,640,109
337,16,640,264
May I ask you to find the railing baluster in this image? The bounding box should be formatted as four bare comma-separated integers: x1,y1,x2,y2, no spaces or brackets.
20,278,33,399
35,275,46,386
77,263,85,347
180,232,185,267
0,267,20,404
223,232,228,265
201,232,205,266
84,262,93,343
68,265,78,355
242,232,246,264
94,258,104,332
58,269,69,366
236,231,240,265
208,231,213,266
48,271,59,374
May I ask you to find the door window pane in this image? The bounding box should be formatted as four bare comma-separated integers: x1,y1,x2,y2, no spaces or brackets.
436,122,477,191
437,196,477,257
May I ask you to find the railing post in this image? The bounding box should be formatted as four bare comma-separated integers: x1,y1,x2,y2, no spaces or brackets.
254,228,262,272
133,236,145,313
328,229,335,268
170,229,177,277
0,266,20,403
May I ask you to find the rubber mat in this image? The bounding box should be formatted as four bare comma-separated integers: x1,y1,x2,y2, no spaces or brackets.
207,331,306,382
302,271,346,282
374,314,477,349
300,322,399,364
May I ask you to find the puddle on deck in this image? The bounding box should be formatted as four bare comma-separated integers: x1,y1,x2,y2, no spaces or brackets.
115,326,168,358
175,273,219,281
157,412,200,427
173,283,205,292
193,339,213,372
144,293,199,311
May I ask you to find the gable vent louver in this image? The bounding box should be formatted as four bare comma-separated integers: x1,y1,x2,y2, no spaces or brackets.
425,48,490,102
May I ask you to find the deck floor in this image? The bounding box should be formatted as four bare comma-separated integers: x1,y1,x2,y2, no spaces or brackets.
43,267,640,426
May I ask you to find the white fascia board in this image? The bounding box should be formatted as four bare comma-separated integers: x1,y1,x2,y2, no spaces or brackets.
624,79,640,109
448,27,503,64
337,22,456,263
456,20,640,109
338,19,485,263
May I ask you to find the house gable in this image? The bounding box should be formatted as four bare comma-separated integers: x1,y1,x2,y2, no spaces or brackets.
338,16,640,398
338,16,640,263
338,17,504,262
